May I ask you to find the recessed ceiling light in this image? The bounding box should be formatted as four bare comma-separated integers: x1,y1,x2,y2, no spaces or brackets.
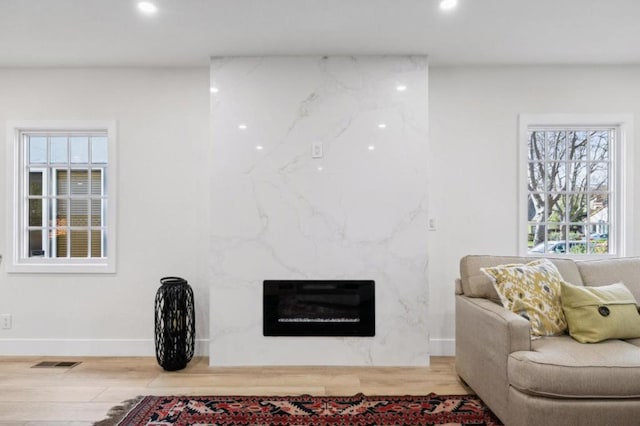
368,145,375,151
317,166,324,171
238,124,247,130
378,123,387,129
210,87,219,93
137,1,158,15
256,145,263,150
396,85,407,91
440,0,458,11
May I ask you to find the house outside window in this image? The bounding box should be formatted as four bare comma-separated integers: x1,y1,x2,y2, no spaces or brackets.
6,121,117,273
519,115,633,257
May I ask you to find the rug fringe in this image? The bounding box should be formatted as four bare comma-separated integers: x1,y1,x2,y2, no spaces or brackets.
93,395,144,426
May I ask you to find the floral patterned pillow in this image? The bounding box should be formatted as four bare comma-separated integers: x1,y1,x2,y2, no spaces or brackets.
482,259,567,337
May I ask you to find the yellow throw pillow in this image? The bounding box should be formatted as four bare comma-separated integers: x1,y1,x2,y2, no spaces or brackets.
482,259,567,337
560,281,640,343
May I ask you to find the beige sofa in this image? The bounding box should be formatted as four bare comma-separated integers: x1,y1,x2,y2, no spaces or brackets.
456,255,640,426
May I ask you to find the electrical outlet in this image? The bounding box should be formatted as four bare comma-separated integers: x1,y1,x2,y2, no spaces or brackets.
311,141,323,158
1,314,11,330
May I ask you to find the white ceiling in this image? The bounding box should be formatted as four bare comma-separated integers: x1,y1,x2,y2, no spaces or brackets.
1,0,640,67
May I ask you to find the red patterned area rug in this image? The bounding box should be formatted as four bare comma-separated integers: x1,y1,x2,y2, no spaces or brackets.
96,393,502,426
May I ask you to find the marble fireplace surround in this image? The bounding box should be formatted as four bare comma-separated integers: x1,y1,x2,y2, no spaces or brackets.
209,56,429,366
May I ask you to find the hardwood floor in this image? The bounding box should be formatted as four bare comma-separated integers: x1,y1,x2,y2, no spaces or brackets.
0,356,467,425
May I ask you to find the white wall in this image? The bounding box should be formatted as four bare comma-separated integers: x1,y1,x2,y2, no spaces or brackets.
209,56,430,366
428,66,640,355
3,64,640,360
0,68,210,355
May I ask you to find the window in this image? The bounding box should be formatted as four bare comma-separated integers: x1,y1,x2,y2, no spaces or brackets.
6,121,116,273
519,115,633,257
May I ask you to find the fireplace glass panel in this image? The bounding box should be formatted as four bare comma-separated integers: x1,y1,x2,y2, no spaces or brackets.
263,280,375,336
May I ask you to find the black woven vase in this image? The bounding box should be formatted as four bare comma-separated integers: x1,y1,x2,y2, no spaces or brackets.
154,277,195,371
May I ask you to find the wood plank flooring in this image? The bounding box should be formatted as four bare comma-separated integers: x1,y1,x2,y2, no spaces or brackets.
0,356,468,425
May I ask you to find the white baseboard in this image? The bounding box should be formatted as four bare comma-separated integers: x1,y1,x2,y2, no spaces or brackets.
0,338,209,357
0,337,448,359
429,338,455,356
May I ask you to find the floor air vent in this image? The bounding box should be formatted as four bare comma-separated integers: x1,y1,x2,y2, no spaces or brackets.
31,361,81,368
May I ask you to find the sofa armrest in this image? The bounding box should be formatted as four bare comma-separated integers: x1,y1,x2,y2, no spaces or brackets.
457,295,531,355
455,294,531,423
455,278,463,295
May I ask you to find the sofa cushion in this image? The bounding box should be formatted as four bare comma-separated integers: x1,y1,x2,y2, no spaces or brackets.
561,281,640,343
626,338,640,348
509,335,640,398
460,255,583,302
482,259,567,336
577,257,640,301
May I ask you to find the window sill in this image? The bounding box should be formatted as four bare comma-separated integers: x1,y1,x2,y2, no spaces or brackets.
6,260,116,274
521,252,622,261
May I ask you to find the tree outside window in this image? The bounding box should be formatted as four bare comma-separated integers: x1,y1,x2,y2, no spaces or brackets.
527,129,611,255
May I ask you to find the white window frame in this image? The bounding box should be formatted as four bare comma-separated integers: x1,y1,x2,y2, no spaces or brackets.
518,114,634,258
6,121,117,273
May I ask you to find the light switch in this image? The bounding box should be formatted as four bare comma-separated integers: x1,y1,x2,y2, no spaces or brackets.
312,142,323,158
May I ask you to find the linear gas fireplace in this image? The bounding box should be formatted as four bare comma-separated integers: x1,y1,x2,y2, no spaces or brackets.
263,280,375,337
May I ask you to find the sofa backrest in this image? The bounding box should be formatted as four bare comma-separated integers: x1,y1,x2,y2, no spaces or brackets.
577,257,640,302
459,255,584,302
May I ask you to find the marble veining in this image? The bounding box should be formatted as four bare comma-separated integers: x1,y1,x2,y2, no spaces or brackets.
209,56,429,366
